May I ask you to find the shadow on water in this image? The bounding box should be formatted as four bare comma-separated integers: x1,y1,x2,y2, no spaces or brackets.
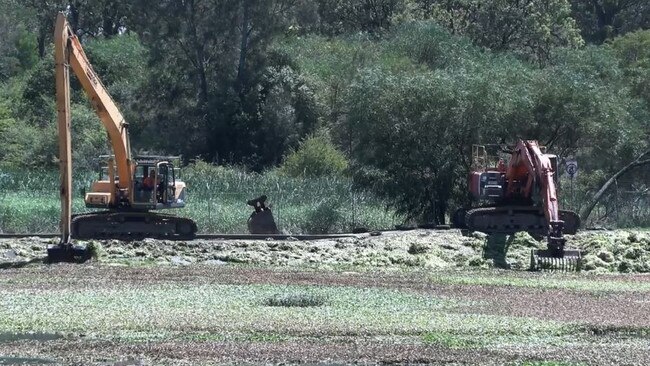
0,333,60,365
0,333,62,343
0,357,55,365
482,234,515,269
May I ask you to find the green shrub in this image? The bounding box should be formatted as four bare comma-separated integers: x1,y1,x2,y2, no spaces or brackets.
86,241,103,261
263,293,325,307
468,256,485,267
302,201,342,234
408,242,431,255
280,129,348,178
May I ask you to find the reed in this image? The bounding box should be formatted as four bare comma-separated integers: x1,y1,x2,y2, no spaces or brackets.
0,165,400,234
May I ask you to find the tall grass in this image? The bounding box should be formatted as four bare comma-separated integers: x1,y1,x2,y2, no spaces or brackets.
0,165,400,234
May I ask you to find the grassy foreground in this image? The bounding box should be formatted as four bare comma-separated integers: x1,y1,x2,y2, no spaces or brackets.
1,229,649,364
0,265,648,365
0,165,400,234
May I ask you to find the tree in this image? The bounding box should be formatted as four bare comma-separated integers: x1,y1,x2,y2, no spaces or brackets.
317,0,404,35
570,0,650,44
79,0,132,37
608,30,650,107
22,0,133,59
407,0,584,65
0,3,39,80
347,67,467,224
129,0,316,169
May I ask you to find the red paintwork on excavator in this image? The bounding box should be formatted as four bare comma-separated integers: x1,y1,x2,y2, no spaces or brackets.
463,140,578,261
469,171,482,199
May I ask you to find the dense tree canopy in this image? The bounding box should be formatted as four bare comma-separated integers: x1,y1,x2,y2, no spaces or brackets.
0,0,648,224
405,0,584,65
570,0,650,44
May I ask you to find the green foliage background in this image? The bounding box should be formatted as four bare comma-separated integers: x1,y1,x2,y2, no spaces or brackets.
0,0,648,229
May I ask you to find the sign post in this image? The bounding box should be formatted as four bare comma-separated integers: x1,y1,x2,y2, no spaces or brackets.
565,159,578,209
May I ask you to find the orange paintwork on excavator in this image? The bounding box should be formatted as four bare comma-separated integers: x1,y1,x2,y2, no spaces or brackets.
506,141,568,250
52,13,196,255
458,140,581,270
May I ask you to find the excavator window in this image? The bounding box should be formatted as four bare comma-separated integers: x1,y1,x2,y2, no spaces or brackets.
98,166,119,183
134,166,152,186
155,163,177,204
99,167,108,181
133,165,156,203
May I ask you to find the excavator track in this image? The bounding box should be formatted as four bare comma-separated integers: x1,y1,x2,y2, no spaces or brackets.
71,211,197,240
464,206,580,235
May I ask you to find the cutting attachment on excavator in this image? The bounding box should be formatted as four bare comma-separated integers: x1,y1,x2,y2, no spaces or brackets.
530,219,582,270
530,248,582,271
247,195,279,235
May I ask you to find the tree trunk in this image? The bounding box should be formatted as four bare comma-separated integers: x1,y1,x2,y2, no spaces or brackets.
580,150,650,223
237,0,251,95
186,0,209,107
102,5,119,37
68,2,80,34
436,199,447,225
591,0,620,43
37,26,47,58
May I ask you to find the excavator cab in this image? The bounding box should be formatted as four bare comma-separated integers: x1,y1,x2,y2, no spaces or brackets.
131,156,186,209
71,155,196,240
86,156,187,210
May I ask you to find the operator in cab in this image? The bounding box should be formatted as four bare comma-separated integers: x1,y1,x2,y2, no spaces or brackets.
143,169,156,190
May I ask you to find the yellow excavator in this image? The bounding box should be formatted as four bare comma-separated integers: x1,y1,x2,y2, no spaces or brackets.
49,13,197,261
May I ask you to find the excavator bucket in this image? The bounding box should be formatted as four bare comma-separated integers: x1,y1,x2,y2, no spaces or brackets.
47,244,92,263
247,195,279,235
529,248,582,271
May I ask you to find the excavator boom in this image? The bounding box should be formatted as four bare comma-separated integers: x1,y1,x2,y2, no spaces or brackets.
50,13,196,262
512,141,581,269
54,14,72,244
56,14,133,192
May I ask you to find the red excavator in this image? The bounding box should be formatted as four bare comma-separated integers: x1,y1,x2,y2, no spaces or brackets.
454,141,582,270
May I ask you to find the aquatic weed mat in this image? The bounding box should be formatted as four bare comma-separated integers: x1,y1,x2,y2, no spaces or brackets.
0,265,649,365
1,229,649,273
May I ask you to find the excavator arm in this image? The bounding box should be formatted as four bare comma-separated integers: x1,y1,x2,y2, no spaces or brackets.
55,13,133,243
505,140,583,270
508,140,566,255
